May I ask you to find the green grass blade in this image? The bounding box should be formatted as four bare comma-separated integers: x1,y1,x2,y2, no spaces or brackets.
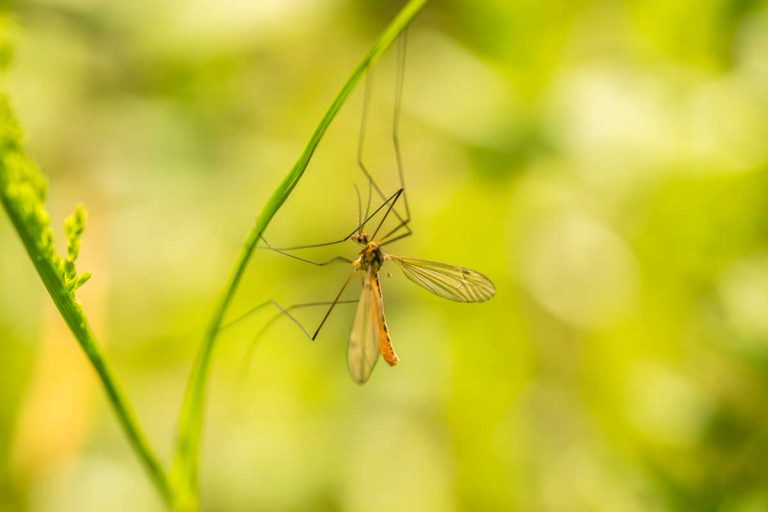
0,95,174,505
171,0,428,508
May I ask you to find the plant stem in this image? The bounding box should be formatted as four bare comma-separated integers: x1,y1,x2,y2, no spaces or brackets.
0,195,174,507
171,0,428,508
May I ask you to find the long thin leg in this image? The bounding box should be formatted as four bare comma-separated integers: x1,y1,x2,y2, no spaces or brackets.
222,270,358,338
259,186,403,251
220,298,355,335
263,35,414,255
379,229,413,247
356,31,413,241
372,188,403,240
376,30,413,244
357,65,410,234
260,238,353,266
359,69,375,225
235,297,359,381
393,28,411,222
258,298,358,342
310,269,358,340
378,214,413,244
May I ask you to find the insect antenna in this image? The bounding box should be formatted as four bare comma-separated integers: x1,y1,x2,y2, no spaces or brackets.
354,183,363,233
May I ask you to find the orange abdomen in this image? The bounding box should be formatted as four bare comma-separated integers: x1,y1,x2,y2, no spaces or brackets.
372,274,399,366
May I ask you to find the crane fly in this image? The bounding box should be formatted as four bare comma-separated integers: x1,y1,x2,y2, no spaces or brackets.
252,186,495,384
345,200,495,383
233,31,495,384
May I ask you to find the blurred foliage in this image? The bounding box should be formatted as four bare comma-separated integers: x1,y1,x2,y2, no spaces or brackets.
2,0,768,511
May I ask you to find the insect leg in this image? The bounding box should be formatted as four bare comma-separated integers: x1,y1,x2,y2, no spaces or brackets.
371,188,404,240
260,238,353,266
392,29,411,222
357,54,411,235
377,30,414,244
310,269,358,340
222,270,358,340
235,297,359,379
378,229,413,247
358,66,376,225
261,298,359,340
258,186,404,252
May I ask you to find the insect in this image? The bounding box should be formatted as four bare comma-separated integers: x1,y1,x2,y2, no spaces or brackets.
233,32,495,384
257,187,495,383
344,194,494,383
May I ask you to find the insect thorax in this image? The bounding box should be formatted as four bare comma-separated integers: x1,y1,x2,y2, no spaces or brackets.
358,241,383,272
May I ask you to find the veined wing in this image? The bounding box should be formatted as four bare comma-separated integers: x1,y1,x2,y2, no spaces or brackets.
348,269,380,384
385,255,496,303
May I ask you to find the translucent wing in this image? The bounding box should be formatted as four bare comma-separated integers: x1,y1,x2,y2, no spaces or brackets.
348,269,380,384
385,255,496,303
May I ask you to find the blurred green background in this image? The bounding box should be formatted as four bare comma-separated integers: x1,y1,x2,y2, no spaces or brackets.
3,0,768,510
